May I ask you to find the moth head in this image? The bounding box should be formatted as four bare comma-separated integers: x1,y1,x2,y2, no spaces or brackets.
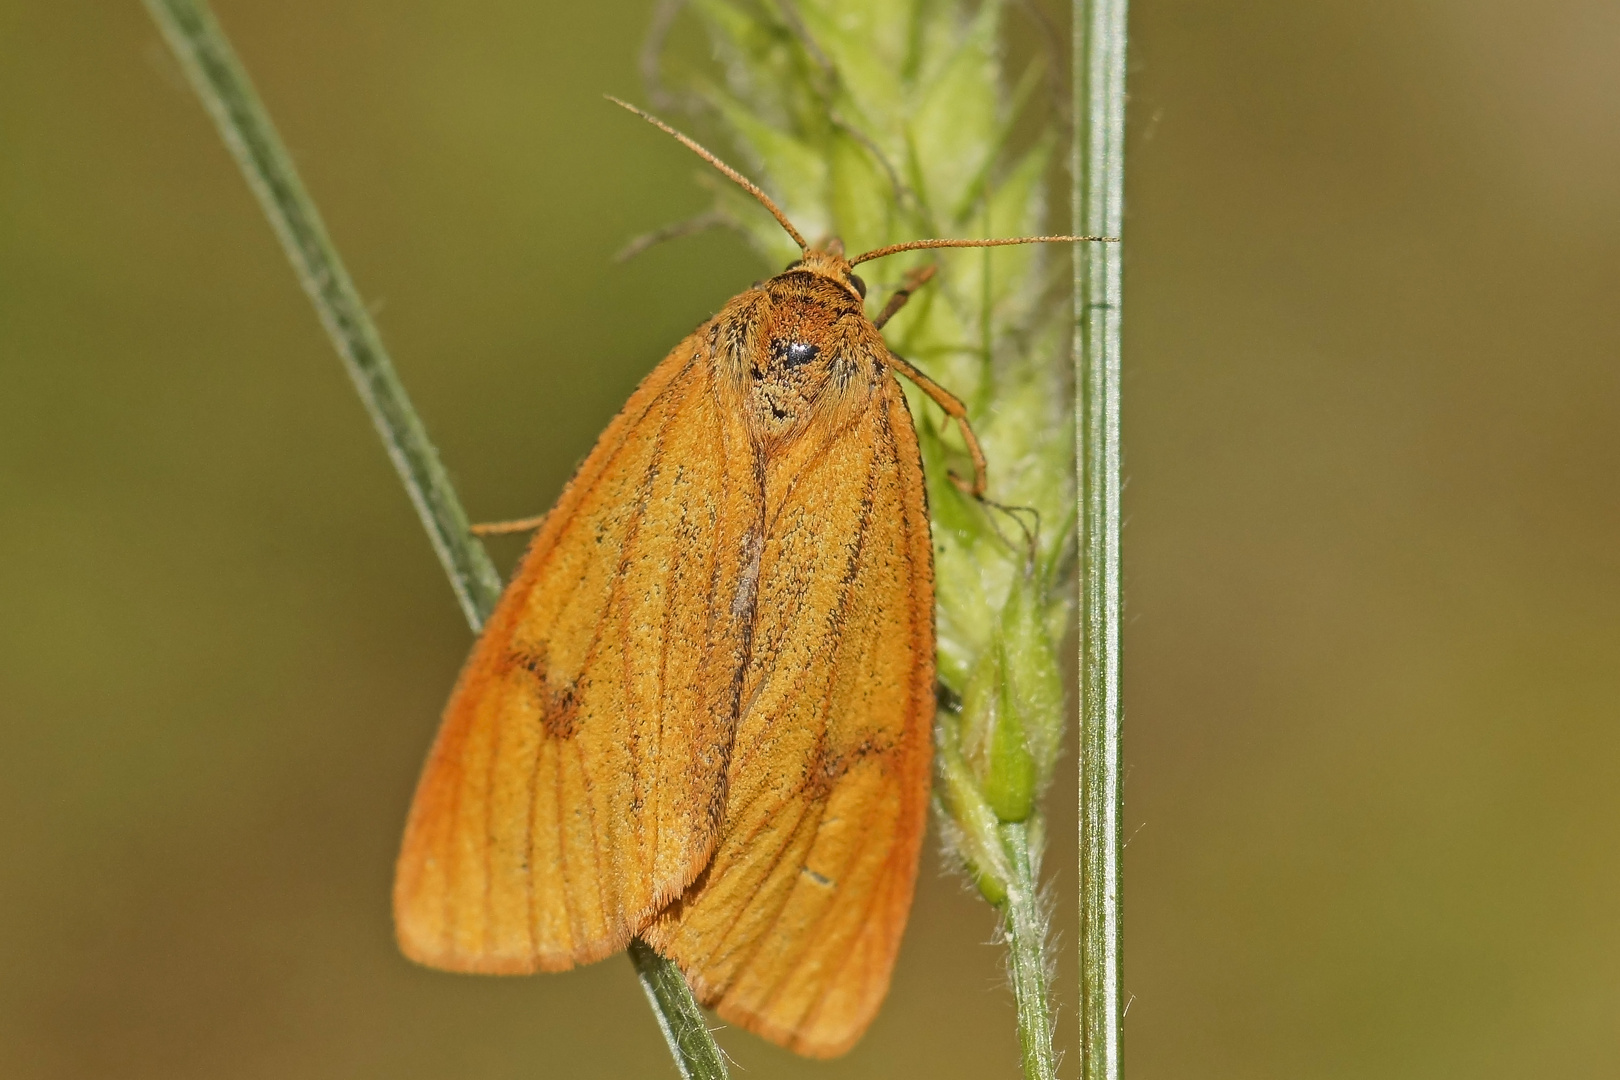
786,243,868,306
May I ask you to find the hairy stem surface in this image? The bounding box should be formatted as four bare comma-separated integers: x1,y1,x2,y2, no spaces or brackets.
1002,822,1056,1080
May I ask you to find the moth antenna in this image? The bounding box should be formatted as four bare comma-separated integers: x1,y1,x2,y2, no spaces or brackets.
607,96,809,253
851,234,1117,266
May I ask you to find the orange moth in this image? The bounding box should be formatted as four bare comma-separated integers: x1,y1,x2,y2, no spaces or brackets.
393,100,1101,1057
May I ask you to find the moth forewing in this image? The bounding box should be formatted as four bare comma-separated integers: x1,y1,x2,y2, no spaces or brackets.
644,340,935,1058
393,328,763,973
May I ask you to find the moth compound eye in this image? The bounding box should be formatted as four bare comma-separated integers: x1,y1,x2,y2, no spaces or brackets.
849,274,867,298
784,259,804,271
784,341,820,367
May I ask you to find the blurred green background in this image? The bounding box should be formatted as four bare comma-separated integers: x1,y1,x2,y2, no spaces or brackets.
2,1,1617,1077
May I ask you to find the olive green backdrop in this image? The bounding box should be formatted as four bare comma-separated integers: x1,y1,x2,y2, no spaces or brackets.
2,1,1616,1078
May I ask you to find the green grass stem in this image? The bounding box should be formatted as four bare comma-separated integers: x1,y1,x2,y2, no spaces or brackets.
1001,822,1057,1080
1074,0,1129,1078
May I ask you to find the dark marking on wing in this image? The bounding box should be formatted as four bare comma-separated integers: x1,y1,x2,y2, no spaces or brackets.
505,646,583,740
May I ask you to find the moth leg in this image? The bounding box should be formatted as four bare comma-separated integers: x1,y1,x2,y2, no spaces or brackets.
880,350,989,498
977,497,1042,569
872,264,937,329
469,513,549,537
